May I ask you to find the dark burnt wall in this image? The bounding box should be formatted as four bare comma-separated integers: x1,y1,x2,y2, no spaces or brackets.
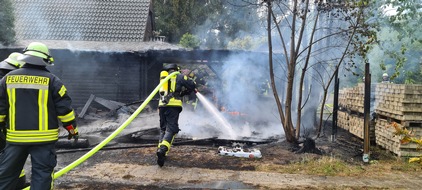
1,48,269,112
0,49,161,110
48,50,160,110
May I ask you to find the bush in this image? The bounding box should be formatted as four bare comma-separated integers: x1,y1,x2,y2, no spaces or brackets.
179,33,201,49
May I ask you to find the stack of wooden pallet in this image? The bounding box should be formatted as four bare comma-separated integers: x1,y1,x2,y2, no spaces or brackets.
375,83,422,157
348,114,365,139
337,110,349,130
337,83,375,140
349,83,365,113
338,87,351,131
338,84,364,112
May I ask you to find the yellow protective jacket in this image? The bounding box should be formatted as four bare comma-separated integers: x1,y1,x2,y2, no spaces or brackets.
159,73,196,107
0,65,76,144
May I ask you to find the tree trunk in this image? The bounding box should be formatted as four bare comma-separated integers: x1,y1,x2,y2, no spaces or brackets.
266,1,287,141
296,8,319,139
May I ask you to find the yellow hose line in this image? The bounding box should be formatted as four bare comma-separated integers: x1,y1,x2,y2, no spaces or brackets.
23,71,179,190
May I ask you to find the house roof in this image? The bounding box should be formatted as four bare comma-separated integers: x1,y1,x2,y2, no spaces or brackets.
13,0,152,42
2,40,184,52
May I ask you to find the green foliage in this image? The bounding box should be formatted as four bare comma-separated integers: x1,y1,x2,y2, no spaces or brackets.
344,0,422,84
404,65,422,84
0,0,16,45
153,0,211,43
340,1,376,86
368,0,422,83
198,1,263,49
179,33,201,49
227,36,266,50
227,36,253,50
153,0,262,49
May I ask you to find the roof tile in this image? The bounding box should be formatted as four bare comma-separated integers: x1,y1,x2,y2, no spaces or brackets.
13,0,152,42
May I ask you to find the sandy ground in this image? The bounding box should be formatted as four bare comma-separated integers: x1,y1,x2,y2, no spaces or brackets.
49,142,422,190
56,162,422,190
19,111,422,189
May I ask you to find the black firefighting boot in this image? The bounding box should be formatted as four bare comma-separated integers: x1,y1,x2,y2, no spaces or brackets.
16,170,29,190
157,132,176,167
156,145,168,167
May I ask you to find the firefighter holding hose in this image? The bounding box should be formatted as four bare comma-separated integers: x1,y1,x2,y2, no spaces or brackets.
157,63,196,167
0,42,79,189
0,52,29,189
182,69,209,112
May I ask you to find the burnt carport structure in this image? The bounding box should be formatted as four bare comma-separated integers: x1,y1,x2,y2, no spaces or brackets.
0,44,269,111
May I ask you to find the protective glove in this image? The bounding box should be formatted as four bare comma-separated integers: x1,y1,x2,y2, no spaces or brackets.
64,123,79,140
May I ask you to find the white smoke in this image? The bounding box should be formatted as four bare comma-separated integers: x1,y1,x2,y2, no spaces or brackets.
178,52,284,140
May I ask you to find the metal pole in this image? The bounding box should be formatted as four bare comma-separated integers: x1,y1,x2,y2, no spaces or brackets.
363,62,371,163
331,71,339,142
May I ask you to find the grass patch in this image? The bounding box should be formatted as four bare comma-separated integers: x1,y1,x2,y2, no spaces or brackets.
286,155,364,176
256,154,422,176
390,160,422,172
256,155,364,176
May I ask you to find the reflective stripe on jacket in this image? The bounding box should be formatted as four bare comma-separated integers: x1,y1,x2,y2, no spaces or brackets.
0,66,75,144
159,73,196,107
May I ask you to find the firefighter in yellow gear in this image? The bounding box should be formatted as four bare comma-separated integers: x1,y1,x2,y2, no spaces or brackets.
0,52,29,189
0,52,23,78
183,69,210,112
0,42,79,189
182,70,198,111
259,79,271,96
157,63,196,167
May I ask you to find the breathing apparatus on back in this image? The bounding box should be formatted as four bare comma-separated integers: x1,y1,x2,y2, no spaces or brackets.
159,63,180,106
159,70,170,105
159,63,195,107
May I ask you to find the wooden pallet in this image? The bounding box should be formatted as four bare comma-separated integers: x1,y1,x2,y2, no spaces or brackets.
375,118,422,157
376,109,422,121
339,83,422,157
337,110,349,130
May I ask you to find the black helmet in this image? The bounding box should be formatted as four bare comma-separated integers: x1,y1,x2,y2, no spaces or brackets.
163,63,179,72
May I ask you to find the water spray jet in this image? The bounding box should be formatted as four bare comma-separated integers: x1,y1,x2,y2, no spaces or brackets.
196,92,237,139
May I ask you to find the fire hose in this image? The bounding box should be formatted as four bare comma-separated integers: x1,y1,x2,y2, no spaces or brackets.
22,71,180,190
